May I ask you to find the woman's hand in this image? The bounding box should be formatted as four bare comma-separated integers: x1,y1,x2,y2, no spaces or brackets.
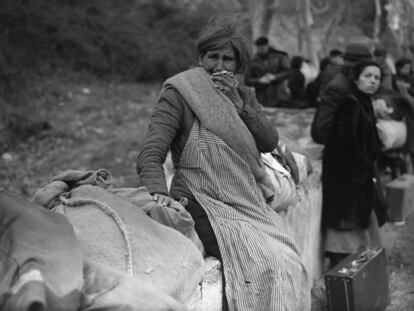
152,193,176,208
211,71,244,113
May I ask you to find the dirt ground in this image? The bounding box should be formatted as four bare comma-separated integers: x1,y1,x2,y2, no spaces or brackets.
1,76,413,310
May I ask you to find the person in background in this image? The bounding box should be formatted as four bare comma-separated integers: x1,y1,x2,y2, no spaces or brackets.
305,49,344,108
287,55,308,108
374,44,394,90
393,58,414,106
319,49,344,87
245,36,291,107
136,14,310,311
329,49,344,66
305,57,331,107
311,39,374,144
322,60,387,268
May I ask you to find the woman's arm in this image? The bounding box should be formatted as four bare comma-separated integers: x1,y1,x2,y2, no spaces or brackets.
136,88,184,196
239,87,279,152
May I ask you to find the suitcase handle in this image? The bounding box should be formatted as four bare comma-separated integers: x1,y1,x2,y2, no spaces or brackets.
352,255,368,266
352,249,377,266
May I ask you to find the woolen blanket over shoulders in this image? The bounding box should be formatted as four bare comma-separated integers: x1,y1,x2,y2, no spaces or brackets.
137,68,278,200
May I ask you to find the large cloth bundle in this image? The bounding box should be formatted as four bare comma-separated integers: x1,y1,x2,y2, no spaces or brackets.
261,152,297,212
53,185,204,305
376,119,407,150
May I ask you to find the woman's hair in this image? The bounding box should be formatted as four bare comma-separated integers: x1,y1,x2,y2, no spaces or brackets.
195,14,252,73
351,60,383,82
290,56,304,70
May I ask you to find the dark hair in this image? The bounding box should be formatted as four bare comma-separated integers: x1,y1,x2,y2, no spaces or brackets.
196,14,252,74
329,49,343,57
351,60,383,82
254,36,269,46
395,58,412,70
290,56,304,70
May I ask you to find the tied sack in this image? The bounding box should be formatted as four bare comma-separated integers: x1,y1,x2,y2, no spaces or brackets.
376,119,407,150
55,185,204,305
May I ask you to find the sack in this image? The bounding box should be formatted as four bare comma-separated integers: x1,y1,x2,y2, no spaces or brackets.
376,119,407,150
262,152,297,212
55,185,204,304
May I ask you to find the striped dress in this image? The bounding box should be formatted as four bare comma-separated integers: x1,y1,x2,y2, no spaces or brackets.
176,119,310,311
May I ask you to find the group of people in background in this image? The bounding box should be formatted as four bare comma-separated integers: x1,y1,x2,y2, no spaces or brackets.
244,31,414,274
246,35,414,115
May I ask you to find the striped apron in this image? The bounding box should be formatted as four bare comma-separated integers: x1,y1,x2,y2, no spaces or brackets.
176,120,310,311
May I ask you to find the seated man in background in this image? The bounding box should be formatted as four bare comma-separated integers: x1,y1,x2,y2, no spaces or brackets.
245,36,291,107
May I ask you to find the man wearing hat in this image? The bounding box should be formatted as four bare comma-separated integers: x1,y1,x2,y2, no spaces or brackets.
311,39,374,144
245,36,291,107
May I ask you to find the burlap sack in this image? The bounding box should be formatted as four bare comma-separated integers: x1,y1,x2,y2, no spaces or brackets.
55,185,204,304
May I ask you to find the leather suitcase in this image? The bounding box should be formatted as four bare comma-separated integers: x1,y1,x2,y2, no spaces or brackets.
325,248,389,311
385,173,414,223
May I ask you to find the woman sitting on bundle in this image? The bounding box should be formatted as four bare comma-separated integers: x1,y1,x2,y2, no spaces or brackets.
137,14,309,311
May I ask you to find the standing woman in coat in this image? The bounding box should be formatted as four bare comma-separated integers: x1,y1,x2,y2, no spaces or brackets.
137,14,309,311
322,60,387,268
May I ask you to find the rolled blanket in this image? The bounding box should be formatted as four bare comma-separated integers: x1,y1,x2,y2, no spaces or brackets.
33,169,112,209
51,169,112,188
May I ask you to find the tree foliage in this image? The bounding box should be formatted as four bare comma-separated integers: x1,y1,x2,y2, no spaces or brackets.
0,0,221,81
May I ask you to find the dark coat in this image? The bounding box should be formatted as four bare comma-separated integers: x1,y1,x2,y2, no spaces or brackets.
311,67,352,144
136,85,278,201
288,69,307,108
245,48,290,107
322,87,387,230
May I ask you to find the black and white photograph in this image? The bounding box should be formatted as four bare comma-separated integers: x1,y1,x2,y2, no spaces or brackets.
1,0,414,310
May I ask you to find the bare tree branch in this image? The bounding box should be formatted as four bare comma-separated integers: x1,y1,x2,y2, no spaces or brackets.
310,0,332,15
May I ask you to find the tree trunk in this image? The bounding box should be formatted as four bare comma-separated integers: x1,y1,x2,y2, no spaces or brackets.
303,0,318,65
259,0,276,36
244,0,276,38
295,0,304,52
373,0,382,41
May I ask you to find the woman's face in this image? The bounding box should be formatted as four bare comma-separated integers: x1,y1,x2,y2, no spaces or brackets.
199,46,238,74
355,66,381,95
